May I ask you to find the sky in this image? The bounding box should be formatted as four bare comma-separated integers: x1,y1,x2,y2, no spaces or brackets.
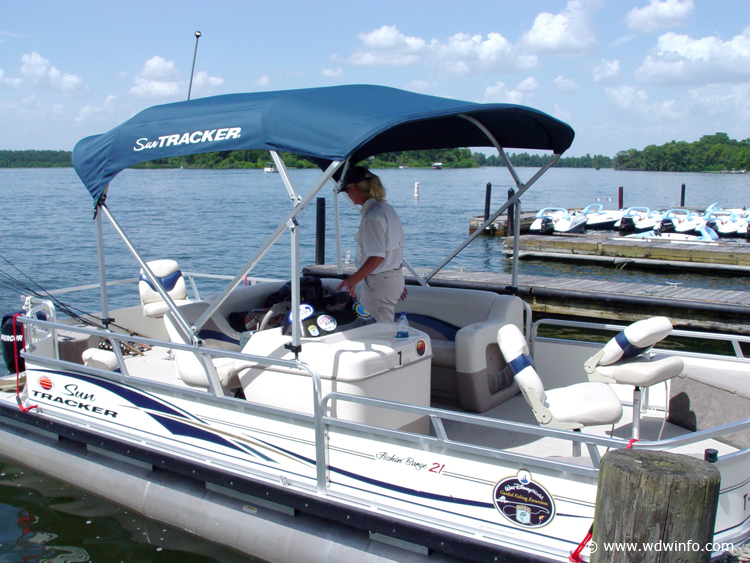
2,0,750,158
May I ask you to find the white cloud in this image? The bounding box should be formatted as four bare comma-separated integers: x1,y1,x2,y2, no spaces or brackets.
554,75,580,93
519,0,601,55
344,25,538,76
625,0,695,33
321,67,344,78
635,31,750,85
483,79,537,104
140,56,179,82
0,67,22,88
347,25,428,66
605,84,685,121
552,104,573,121
517,77,540,92
191,70,225,92
406,80,436,93
688,83,750,123
593,59,621,83
129,56,222,98
255,74,270,87
76,95,117,122
130,56,180,98
14,52,88,95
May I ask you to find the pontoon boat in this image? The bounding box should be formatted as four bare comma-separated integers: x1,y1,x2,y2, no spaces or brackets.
1,85,748,563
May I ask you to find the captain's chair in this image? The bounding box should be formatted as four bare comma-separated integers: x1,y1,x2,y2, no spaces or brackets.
139,259,190,318
497,324,623,431
163,311,241,393
584,316,684,439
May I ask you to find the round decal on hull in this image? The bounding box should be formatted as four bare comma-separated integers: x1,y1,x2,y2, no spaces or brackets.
38,376,53,391
493,470,555,528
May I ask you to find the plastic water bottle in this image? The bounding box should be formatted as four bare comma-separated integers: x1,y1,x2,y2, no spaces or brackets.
396,312,409,338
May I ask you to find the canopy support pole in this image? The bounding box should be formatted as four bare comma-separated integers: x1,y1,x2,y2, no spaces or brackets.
193,160,344,334
271,151,301,205
423,114,561,283
287,218,301,356
93,204,112,328
98,204,194,338
334,161,352,275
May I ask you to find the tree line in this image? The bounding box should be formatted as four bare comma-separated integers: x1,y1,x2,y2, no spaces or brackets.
0,150,74,168
614,133,750,172
0,147,612,170
3,132,748,173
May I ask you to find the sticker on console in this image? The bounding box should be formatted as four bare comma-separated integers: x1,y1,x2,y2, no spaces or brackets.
353,302,372,319
317,315,337,332
299,303,315,320
493,470,555,528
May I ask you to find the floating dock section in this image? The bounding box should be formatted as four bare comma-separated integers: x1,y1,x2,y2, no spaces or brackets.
503,234,750,273
468,213,536,237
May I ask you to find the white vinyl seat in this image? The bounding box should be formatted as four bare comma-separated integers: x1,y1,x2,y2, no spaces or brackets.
82,348,119,371
139,259,191,318
163,311,241,392
497,324,623,431
584,316,684,439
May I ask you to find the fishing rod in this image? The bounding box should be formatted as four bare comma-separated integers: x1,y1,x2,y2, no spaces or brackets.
0,254,149,354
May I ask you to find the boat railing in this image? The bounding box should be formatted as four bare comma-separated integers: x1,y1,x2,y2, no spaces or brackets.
38,272,280,305
16,311,332,489
18,311,750,498
530,317,750,360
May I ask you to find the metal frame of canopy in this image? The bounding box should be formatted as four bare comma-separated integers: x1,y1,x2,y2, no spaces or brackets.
77,87,571,358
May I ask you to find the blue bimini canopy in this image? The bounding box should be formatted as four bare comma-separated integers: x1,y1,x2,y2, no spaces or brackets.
72,84,575,203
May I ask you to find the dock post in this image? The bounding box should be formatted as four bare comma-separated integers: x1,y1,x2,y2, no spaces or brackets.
315,197,325,264
484,183,492,222
507,188,515,236
681,183,686,207
591,448,720,563
618,186,624,210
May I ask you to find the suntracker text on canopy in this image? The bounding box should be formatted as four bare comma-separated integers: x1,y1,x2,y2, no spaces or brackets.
72,84,574,203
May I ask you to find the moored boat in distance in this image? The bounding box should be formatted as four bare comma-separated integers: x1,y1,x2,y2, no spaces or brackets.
263,162,277,173
704,206,748,238
625,224,720,243
616,206,663,234
2,85,748,563
582,202,623,230
529,207,587,235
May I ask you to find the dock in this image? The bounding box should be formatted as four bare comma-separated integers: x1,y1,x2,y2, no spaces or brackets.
468,212,536,236
304,263,750,334
503,233,750,273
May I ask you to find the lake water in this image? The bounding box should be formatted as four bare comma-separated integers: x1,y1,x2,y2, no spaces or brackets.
0,166,748,561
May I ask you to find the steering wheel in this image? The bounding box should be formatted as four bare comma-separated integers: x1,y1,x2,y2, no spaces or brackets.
259,301,291,331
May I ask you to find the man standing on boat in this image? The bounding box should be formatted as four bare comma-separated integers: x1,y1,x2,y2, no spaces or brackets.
337,166,406,323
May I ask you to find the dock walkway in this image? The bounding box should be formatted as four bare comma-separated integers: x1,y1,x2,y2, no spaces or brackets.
503,233,750,273
304,263,750,334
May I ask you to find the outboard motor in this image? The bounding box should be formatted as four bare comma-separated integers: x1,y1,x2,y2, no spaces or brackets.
1,311,25,373
619,216,636,234
659,218,676,233
539,216,555,235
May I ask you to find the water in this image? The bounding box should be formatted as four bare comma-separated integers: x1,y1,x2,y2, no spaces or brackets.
0,166,748,561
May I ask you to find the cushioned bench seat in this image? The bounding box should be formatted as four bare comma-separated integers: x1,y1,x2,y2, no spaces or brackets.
396,286,525,412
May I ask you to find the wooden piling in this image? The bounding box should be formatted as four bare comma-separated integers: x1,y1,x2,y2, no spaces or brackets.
591,448,721,563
